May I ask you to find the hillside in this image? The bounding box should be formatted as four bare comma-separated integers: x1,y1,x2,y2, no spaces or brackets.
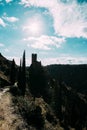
0,53,87,130
0,53,18,87
0,71,10,87
46,64,87,93
0,53,12,76
0,53,64,129
0,87,64,130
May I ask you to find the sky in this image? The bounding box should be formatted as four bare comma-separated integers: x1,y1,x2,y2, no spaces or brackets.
0,0,87,65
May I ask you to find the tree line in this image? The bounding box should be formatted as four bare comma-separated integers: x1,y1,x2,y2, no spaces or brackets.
10,50,49,99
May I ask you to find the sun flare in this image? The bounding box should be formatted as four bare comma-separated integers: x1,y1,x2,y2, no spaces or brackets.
29,22,42,36
23,16,45,37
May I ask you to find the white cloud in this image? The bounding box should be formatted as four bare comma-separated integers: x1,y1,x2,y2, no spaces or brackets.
7,56,31,66
0,18,6,27
4,48,9,52
51,1,87,38
3,16,19,23
23,35,65,50
0,43,4,47
5,0,12,3
42,56,87,65
7,56,20,65
6,54,87,66
20,0,57,8
20,0,87,38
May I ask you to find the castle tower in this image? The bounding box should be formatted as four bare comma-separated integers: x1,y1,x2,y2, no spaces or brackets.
32,53,37,64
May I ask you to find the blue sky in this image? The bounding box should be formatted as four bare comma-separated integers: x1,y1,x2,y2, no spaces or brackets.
0,0,87,65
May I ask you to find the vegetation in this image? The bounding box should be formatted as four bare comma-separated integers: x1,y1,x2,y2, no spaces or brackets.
21,50,26,96
46,64,87,93
10,59,16,85
1,52,87,130
29,63,50,101
17,50,26,96
17,59,22,91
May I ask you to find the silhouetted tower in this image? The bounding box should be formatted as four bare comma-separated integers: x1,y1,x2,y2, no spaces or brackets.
32,54,37,64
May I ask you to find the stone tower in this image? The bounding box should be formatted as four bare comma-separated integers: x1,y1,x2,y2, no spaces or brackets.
32,53,37,64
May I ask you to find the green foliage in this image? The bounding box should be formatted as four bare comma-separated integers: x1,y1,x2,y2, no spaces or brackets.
46,64,87,93
10,59,16,85
17,59,22,91
13,96,44,130
18,50,26,96
50,79,87,129
10,85,20,96
22,50,26,90
29,63,50,101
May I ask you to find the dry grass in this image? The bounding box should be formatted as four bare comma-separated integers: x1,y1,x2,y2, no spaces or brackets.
0,91,28,130
0,89,65,130
0,71,10,82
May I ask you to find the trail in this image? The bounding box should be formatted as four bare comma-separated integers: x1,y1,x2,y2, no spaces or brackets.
0,88,9,99
0,88,64,130
0,87,28,130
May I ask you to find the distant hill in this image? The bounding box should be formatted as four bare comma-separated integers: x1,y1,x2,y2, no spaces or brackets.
46,64,87,94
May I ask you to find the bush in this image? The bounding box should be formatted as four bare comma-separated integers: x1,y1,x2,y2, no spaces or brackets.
13,96,44,130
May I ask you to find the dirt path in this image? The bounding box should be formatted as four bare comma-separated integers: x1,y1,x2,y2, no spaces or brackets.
0,89,28,130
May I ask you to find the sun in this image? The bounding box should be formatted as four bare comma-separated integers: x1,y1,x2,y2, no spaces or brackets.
23,16,45,37
29,22,42,36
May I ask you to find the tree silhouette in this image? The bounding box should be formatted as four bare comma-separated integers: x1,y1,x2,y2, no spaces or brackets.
29,62,49,101
18,59,22,90
17,51,26,96
21,50,26,96
10,59,16,85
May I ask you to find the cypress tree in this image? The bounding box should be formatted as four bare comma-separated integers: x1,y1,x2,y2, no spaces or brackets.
21,50,26,96
18,59,22,90
17,51,26,96
10,59,16,85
